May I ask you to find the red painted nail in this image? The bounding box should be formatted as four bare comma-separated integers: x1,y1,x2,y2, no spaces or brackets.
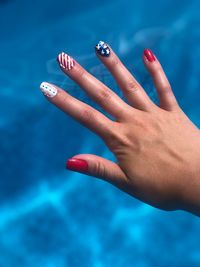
66,158,88,173
144,49,156,62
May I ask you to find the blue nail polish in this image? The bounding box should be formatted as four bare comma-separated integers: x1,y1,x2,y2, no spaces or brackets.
95,40,110,57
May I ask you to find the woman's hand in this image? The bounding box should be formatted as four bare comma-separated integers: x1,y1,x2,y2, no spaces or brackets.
40,42,200,215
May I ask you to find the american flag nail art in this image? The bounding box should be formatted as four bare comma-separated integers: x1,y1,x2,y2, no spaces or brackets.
57,52,75,70
95,41,110,57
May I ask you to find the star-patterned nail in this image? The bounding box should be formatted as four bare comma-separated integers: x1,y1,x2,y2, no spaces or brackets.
95,41,110,57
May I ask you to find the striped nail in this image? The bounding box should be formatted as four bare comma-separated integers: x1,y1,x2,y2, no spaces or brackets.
57,52,75,70
40,82,57,98
95,41,110,57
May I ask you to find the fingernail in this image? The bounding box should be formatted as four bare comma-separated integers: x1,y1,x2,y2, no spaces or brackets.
66,158,88,173
40,82,57,98
95,40,110,57
144,49,156,62
57,52,75,70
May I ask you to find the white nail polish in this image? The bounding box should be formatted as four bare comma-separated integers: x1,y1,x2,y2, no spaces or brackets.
40,82,57,98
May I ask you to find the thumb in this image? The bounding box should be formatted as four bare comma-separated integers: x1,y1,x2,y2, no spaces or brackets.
66,154,128,188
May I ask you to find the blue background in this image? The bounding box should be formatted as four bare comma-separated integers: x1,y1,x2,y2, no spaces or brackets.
0,0,200,266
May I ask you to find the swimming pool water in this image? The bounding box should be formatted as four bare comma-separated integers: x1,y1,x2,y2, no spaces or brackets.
0,0,200,266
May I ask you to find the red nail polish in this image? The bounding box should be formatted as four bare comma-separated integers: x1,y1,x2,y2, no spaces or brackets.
66,158,88,172
144,49,156,62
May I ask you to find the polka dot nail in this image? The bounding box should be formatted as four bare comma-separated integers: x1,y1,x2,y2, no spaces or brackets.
40,82,57,98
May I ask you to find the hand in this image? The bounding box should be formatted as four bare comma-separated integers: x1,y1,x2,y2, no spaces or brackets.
40,42,200,215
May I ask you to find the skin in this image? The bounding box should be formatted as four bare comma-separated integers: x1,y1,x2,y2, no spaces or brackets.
41,46,200,216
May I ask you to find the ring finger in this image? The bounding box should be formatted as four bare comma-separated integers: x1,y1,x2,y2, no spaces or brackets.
57,52,131,119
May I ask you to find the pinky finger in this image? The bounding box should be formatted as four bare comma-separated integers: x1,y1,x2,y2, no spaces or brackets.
143,49,179,111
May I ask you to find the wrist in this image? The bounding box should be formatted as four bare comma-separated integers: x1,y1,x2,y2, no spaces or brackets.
179,165,200,216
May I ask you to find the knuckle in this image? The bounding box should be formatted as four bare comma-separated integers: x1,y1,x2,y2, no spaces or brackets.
93,161,106,177
159,85,174,97
161,85,172,93
80,108,94,123
77,68,86,79
61,93,71,103
125,80,140,93
98,88,112,103
105,125,130,151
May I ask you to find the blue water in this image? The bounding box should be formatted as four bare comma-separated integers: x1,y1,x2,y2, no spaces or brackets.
0,0,200,266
